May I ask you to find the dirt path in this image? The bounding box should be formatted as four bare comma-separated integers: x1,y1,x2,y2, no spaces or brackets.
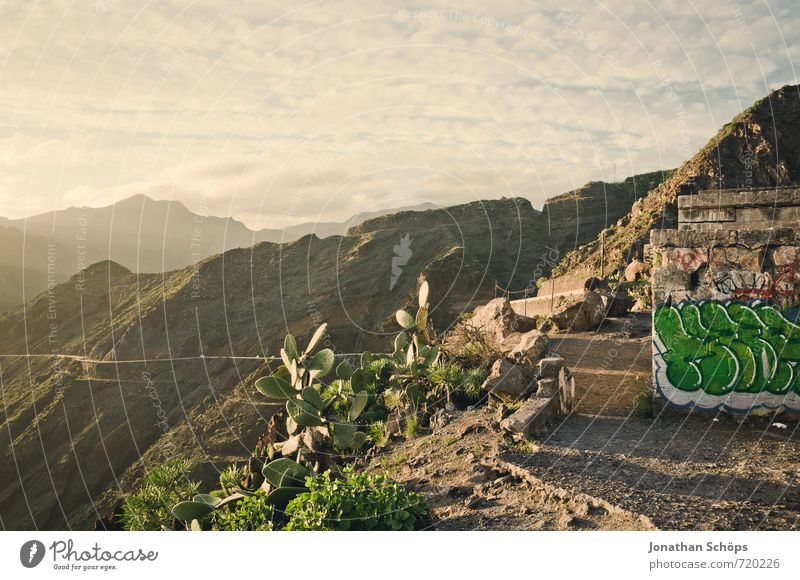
504,412,800,530
367,405,800,530
366,408,654,530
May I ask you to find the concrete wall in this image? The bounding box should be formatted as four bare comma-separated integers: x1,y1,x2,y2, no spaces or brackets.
678,187,800,230
650,190,800,414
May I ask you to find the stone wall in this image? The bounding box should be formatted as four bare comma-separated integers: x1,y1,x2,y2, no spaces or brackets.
650,190,800,414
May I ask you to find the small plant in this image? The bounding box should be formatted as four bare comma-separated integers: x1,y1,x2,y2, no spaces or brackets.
402,413,420,439
120,459,200,531
218,463,249,495
461,367,488,402
213,492,275,531
367,420,388,447
445,323,501,370
633,379,654,418
284,466,427,531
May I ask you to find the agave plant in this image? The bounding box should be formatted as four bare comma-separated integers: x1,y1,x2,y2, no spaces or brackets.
254,324,369,469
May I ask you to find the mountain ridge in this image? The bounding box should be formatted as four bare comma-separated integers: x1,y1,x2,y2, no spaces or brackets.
552,84,800,278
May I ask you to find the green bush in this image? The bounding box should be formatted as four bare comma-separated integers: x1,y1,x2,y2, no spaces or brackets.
213,492,275,531
285,466,427,531
121,459,199,531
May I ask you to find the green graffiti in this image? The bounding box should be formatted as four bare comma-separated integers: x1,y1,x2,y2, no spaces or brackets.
654,300,800,396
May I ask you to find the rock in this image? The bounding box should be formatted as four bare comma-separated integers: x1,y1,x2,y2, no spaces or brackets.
386,411,402,438
601,290,634,317
625,259,650,282
301,426,330,452
508,329,549,363
537,318,555,333
550,291,605,331
467,297,536,342
430,409,450,431
632,298,649,312
464,495,485,509
500,395,561,437
536,377,559,398
481,358,536,403
538,356,565,379
558,513,577,528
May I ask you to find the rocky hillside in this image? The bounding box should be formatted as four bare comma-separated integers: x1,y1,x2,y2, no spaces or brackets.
541,170,670,256
553,84,800,277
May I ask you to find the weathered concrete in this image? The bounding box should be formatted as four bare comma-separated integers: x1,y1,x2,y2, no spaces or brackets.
500,395,561,437
678,187,800,230
651,190,800,414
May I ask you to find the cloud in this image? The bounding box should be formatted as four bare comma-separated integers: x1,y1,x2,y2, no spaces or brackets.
1,0,798,227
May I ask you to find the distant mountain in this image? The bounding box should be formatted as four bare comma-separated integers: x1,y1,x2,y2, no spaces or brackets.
552,84,800,278
0,175,661,529
0,197,436,312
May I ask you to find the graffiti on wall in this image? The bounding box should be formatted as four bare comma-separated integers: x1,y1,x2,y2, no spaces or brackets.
653,300,800,413
711,271,774,300
710,267,800,309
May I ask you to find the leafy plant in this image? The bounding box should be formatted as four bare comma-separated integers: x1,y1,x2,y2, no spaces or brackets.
171,457,313,530
254,323,370,469
120,459,200,531
284,466,427,531
213,492,275,531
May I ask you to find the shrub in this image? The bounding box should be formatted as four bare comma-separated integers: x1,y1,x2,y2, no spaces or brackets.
121,459,199,531
284,466,427,531
213,492,275,531
367,420,388,447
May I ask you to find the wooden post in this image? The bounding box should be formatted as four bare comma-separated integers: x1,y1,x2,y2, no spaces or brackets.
600,230,606,278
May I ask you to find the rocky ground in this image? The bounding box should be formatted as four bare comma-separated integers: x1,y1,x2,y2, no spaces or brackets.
365,407,655,530
366,405,800,531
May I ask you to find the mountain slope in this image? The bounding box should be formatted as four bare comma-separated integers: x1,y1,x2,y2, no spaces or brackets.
553,84,800,277
0,173,665,529
0,197,435,314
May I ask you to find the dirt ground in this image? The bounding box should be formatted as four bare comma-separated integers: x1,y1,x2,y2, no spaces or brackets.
365,407,655,530
367,406,800,531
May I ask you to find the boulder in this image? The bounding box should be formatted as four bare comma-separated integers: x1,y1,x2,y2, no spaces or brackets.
481,358,536,403
584,276,608,291
550,291,605,331
601,290,635,317
467,297,536,342
500,395,560,437
538,356,565,379
508,329,549,364
625,259,650,282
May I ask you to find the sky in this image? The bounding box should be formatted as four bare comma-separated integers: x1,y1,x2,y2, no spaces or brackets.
1,0,798,229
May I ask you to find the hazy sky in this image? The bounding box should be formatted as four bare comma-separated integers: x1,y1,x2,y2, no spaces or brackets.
1,0,798,229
